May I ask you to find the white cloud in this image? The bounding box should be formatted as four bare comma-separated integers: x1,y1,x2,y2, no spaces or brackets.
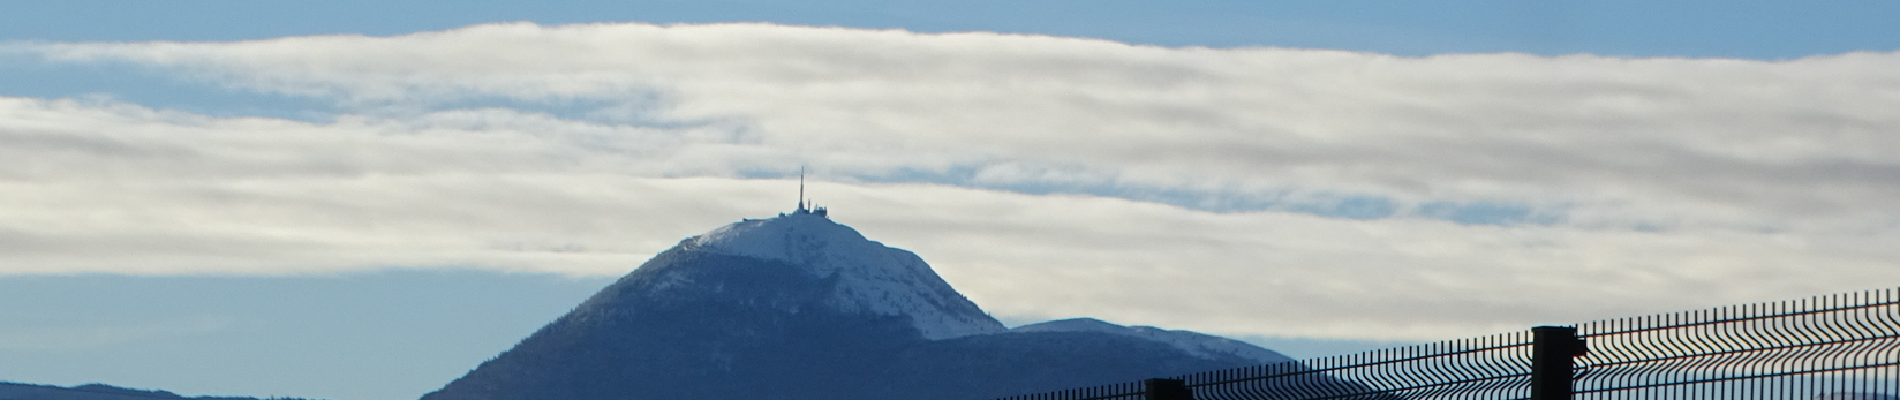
4,22,1900,339
0,316,234,351
21,22,1900,232
834,184,1900,340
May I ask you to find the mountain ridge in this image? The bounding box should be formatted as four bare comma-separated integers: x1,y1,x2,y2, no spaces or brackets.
0,381,320,400
1014,318,1292,365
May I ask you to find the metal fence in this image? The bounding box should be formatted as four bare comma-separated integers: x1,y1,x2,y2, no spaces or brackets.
994,287,1900,400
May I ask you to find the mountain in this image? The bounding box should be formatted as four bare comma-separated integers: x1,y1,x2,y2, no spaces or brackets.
420,209,1291,400
0,381,318,400
1012,318,1291,365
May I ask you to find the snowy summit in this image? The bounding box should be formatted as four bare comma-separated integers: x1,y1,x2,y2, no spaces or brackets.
685,210,1007,340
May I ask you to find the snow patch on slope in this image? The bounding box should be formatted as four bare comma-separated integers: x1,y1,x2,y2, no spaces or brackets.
1013,318,1293,364
687,212,1006,340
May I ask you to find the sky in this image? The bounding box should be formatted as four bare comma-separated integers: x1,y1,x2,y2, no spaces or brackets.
3,1,1900,400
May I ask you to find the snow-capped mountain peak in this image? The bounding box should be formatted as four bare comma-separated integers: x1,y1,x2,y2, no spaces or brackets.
425,211,1307,400
685,211,1006,339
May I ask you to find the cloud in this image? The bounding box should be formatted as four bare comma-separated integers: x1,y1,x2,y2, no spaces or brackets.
2,95,1895,340
19,22,1900,232
834,184,1900,340
4,22,1900,339
0,316,234,351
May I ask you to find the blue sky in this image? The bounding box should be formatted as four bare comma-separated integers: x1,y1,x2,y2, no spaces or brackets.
7,1,1900,57
4,2,1900,400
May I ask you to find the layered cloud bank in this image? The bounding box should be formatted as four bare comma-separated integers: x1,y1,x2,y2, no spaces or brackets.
4,22,1899,340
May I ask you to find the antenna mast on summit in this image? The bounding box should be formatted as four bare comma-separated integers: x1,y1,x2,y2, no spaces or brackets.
791,166,827,217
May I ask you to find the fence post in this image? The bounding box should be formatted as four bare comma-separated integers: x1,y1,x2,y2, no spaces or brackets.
1144,378,1191,400
1531,326,1587,400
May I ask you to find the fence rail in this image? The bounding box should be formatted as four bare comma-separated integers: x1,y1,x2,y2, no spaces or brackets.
994,287,1899,400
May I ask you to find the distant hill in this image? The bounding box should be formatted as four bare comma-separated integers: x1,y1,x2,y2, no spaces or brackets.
0,381,318,400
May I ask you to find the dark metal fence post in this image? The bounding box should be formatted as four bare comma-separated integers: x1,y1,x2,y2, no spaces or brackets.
1531,326,1586,400
1144,378,1190,400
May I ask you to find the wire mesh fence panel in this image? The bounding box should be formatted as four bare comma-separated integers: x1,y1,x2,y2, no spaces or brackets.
1190,330,1535,400
993,380,1148,400
997,331,1537,400
992,287,1900,400
1575,288,1900,400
